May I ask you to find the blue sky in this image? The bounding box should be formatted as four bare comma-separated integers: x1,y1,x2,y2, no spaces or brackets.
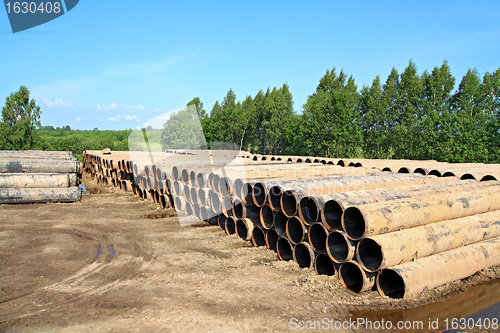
1,1,499,130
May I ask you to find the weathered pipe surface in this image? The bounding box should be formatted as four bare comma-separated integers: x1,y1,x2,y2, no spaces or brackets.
0,159,79,173
0,173,77,188
273,211,288,237
314,253,337,276
293,242,316,268
339,261,376,293
342,185,500,240
282,174,449,218
326,230,357,264
0,187,81,204
376,237,500,299
236,218,254,241
356,209,500,272
319,178,489,230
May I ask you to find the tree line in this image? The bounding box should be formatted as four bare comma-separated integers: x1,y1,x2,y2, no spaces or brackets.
165,60,499,163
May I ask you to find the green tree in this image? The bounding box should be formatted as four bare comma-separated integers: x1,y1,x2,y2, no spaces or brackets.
161,106,207,149
1,85,42,150
302,69,363,158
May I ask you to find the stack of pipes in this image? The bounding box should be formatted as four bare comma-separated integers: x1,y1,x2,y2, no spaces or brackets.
82,149,500,299
0,150,82,204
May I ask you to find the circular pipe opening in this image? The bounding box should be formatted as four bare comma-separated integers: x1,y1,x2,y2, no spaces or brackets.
429,170,442,177
357,238,383,272
253,183,267,207
211,192,221,213
339,262,364,293
314,253,336,276
281,190,297,217
242,183,253,205
299,197,318,224
222,196,233,216
342,207,366,241
181,169,189,184
260,205,275,229
286,216,306,244
225,217,236,235
233,199,245,218
265,229,279,252
219,177,230,196
327,231,350,263
198,189,206,206
481,175,497,181
273,211,287,237
233,179,244,199
322,200,343,230
382,167,392,172
190,187,198,204
443,171,456,177
218,215,226,230
277,237,293,261
413,168,426,175
236,219,248,240
252,227,266,247
337,160,345,167
398,167,410,173
189,171,196,186
200,206,209,221
197,173,205,188
213,174,221,193
377,269,405,299
460,173,476,180
293,243,313,268
269,186,283,211
308,223,327,252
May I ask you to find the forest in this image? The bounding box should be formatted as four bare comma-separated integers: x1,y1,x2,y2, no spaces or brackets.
2,61,499,163
164,60,500,163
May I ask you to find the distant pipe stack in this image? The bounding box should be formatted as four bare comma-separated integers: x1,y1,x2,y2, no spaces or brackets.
83,149,500,299
0,150,82,204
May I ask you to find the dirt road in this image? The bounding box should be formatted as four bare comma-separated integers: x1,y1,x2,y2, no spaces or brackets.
0,174,498,332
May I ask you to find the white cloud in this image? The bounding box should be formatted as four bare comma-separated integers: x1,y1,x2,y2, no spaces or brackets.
106,115,122,121
153,108,161,112
125,115,140,121
123,104,145,111
75,117,82,122
96,102,118,111
42,97,74,109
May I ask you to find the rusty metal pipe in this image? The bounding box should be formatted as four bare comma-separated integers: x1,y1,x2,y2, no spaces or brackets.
224,216,237,235
307,222,328,253
259,205,275,229
0,159,79,173
286,216,308,245
0,187,81,204
236,218,254,241
0,173,77,188
266,228,279,252
376,237,500,299
277,237,294,261
357,209,500,272
251,225,267,247
293,242,316,268
273,211,288,237
314,253,337,276
342,184,500,240
283,174,454,218
326,230,356,264
339,261,376,293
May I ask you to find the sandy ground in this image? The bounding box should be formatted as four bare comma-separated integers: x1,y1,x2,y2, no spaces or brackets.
0,173,499,333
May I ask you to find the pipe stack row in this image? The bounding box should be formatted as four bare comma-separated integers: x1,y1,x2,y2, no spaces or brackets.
0,150,82,204
82,150,500,299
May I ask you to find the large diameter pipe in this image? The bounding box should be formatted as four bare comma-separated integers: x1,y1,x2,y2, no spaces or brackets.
314,253,337,276
307,222,328,253
281,174,449,217
342,186,500,240
339,261,376,293
356,209,500,272
326,230,356,264
0,159,79,173
293,242,316,268
277,237,294,261
0,187,81,204
0,173,77,188
236,218,254,241
376,237,500,299
320,178,492,230
251,226,267,247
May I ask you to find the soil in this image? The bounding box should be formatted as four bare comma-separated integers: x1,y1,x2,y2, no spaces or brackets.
0,173,498,333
